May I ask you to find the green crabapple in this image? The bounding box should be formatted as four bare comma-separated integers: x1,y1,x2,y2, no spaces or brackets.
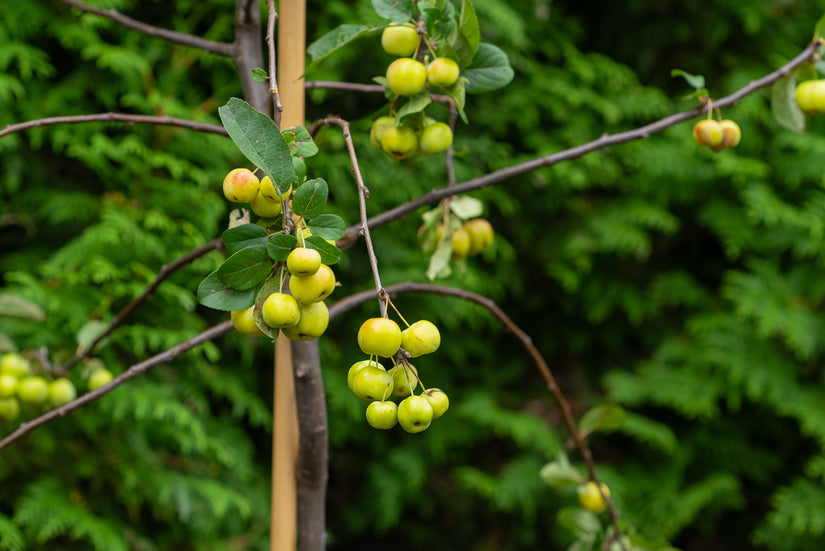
262,292,301,328
370,116,396,149
287,247,322,277
0,353,30,378
48,378,77,407
0,397,20,422
388,364,418,397
426,57,460,88
577,481,610,513
692,119,723,147
381,125,419,160
222,168,260,203
424,388,449,419
400,320,441,357
710,120,742,152
357,318,403,357
17,376,48,405
281,301,329,340
288,264,335,304
418,122,453,155
88,368,114,390
795,79,825,115
347,359,385,391
381,23,419,57
397,395,434,433
451,227,471,259
231,305,265,336
366,400,398,430
250,191,282,218
386,58,427,96
260,175,292,202
463,218,494,256
0,374,18,397
349,364,393,402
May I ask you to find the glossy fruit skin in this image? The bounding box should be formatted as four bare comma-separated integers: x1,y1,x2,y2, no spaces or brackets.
288,264,335,304
381,125,419,160
427,57,460,88
424,388,449,419
262,293,301,328
388,364,418,397
710,119,742,152
48,378,77,407
370,116,396,149
418,122,453,155
0,353,30,378
287,247,322,277
88,368,114,390
250,191,282,218
231,305,265,336
260,176,292,202
281,301,329,340
692,119,723,147
17,376,48,405
578,481,610,513
357,318,403,357
347,359,385,390
463,218,494,256
381,23,419,57
222,168,260,203
366,400,398,429
0,397,20,422
796,79,825,115
349,365,393,401
451,227,471,259
401,320,441,357
397,395,434,433
386,58,427,96
0,374,19,397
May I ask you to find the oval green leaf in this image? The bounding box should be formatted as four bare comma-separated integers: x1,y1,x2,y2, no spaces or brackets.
267,234,298,261
216,245,272,291
578,404,628,436
222,223,269,255
293,178,328,219
305,235,342,265
371,0,413,23
197,270,259,311
307,214,346,240
463,43,514,94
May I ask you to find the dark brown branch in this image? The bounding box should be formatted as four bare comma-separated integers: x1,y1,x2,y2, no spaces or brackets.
234,0,270,115
56,238,225,375
0,113,227,140
265,0,284,127
58,0,234,57
337,38,823,248
329,282,626,547
291,340,328,551
0,321,234,452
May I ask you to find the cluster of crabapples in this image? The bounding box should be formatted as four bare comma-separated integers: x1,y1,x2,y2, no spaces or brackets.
692,117,741,152
0,353,113,422
347,316,448,433
369,23,459,159
222,163,303,219
420,215,495,260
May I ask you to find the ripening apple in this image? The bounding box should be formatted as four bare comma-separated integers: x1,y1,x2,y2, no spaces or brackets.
397,395,434,433
262,292,301,328
400,320,441,357
48,378,77,407
370,116,396,149
381,125,418,160
795,79,825,115
288,264,336,303
427,57,460,88
281,301,329,340
222,168,260,203
357,318,403,357
463,218,494,256
386,58,427,96
88,368,114,390
418,122,453,155
231,305,265,336
381,24,419,57
692,119,723,147
0,353,30,378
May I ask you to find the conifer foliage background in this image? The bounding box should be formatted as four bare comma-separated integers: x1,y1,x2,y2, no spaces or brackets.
2,0,825,549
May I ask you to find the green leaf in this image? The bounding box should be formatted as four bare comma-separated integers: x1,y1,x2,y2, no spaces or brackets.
427,232,453,280
222,224,269,255
556,507,602,541
252,277,281,339
540,458,585,488
216,245,272,291
815,11,825,38
77,320,109,352
445,76,468,123
305,236,342,265
771,75,805,133
197,271,259,311
449,196,483,219
462,43,514,94
307,214,346,240
578,405,628,436
395,92,432,123
218,98,297,194
458,0,480,62
293,178,328,219
251,67,268,83
282,126,319,158
371,0,413,23
267,234,298,261
0,293,45,321
670,69,706,90
306,24,378,74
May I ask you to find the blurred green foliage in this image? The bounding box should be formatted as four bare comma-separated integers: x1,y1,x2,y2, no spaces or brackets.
1,0,825,550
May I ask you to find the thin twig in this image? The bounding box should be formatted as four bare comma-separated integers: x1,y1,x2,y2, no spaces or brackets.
304,81,452,104
337,38,823,248
58,0,234,57
328,282,626,546
55,238,225,375
315,117,387,316
265,0,284,127
0,321,234,452
445,96,458,187
0,113,227,140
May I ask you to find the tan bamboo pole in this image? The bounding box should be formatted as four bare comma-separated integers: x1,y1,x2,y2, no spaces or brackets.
271,1,306,550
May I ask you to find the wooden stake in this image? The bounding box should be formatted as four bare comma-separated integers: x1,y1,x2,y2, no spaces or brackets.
272,1,306,550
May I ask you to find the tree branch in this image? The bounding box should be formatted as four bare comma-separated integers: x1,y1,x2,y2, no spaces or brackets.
58,0,234,57
304,81,451,104
0,321,234,452
234,0,270,115
265,0,284,127
0,113,227,140
329,282,627,548
337,38,823,248
55,238,225,375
